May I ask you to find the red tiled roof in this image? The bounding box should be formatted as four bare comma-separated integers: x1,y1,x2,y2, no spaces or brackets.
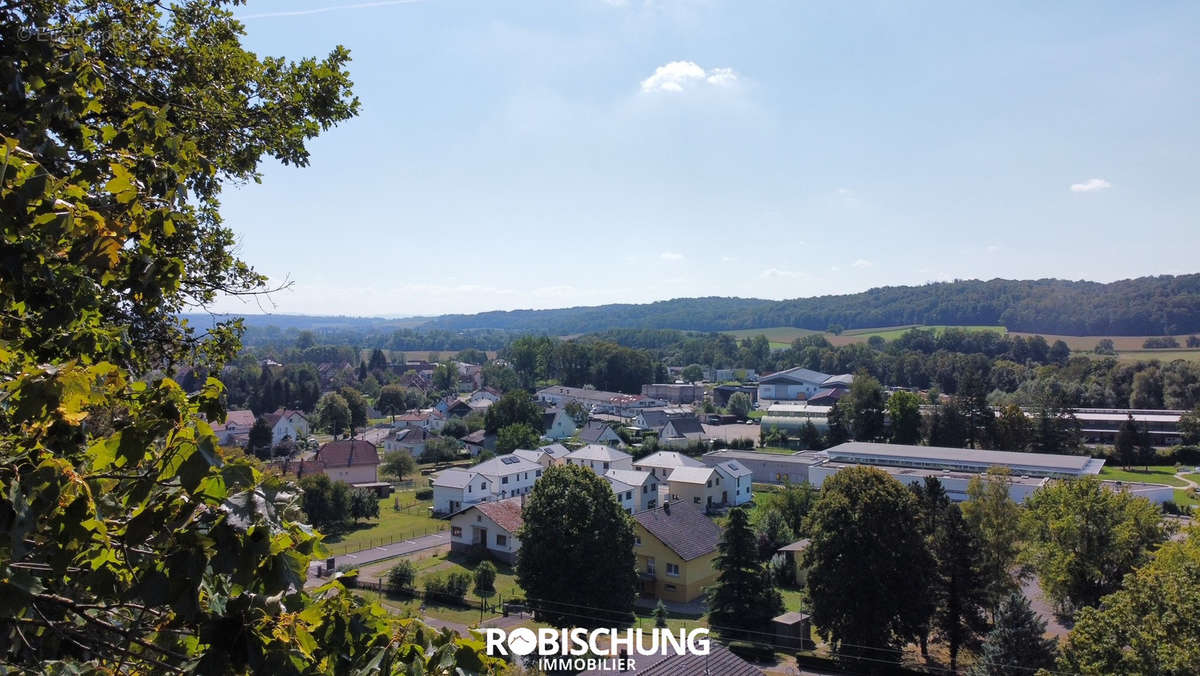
473,498,524,533
316,439,379,466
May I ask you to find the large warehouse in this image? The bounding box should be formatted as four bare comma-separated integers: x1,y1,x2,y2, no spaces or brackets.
822,442,1106,478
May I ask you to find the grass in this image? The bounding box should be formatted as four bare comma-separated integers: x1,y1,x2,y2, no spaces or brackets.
320,491,445,554
1098,465,1188,487
1101,349,1200,363
1173,488,1199,509
755,446,799,455
720,324,1007,350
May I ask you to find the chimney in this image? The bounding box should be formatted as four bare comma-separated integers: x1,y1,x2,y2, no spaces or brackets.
663,501,670,515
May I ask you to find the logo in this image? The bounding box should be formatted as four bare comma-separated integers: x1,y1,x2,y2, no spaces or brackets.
482,627,711,672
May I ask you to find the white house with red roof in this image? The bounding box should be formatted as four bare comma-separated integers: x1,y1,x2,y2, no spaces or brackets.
449,497,524,563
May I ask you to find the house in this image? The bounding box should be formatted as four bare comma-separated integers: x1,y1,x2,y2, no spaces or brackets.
311,439,381,486
633,450,705,481
632,408,692,430
541,408,578,440
665,465,727,509
444,398,473,418
640,383,705,404
580,640,759,676
776,539,810,587
565,444,634,473
757,367,853,402
392,409,446,433
713,459,753,506
604,469,660,513
262,409,309,445
658,416,706,448
383,426,433,456
462,429,494,457
449,497,523,563
469,387,502,405
214,409,256,445
431,453,543,514
578,421,623,446
457,362,483,391
535,386,668,416
632,501,721,603
535,443,572,465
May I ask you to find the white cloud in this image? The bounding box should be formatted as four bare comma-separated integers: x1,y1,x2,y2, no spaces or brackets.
830,265,841,272
760,267,799,279
851,258,872,269
985,244,1000,253
660,251,685,261
1070,178,1112,193
640,61,740,93
720,255,737,263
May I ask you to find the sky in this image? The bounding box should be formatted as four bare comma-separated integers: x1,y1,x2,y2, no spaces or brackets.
212,0,1200,318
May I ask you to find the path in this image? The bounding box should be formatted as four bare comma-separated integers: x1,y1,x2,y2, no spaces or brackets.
306,531,450,587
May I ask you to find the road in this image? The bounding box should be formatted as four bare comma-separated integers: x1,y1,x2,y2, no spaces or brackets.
306,531,450,587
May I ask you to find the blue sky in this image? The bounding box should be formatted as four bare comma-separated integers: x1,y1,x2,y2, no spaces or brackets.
212,0,1200,317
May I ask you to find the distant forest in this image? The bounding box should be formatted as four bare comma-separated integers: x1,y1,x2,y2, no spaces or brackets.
421,275,1200,336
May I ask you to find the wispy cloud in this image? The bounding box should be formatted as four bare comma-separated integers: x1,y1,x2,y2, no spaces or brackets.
238,0,422,20
640,61,740,93
760,267,799,279
660,251,685,261
1070,178,1112,193
851,258,872,269
985,244,1000,253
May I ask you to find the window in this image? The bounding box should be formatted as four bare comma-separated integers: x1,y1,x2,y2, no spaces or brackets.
451,526,462,537
603,462,610,470
666,563,680,577
481,482,488,490
647,557,656,574
502,476,509,484
665,584,677,591
496,534,507,546
625,491,632,500
642,484,648,494
536,470,542,477
715,476,720,485
634,536,641,546
693,496,701,504
706,479,712,488
467,484,472,493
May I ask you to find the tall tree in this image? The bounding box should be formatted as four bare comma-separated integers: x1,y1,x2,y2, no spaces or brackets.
338,386,368,431
249,415,274,458
803,467,932,663
843,372,886,441
961,470,1023,612
368,348,389,372
484,390,543,434
1056,528,1200,674
1114,414,1139,468
1022,476,1169,614
0,2,497,669
432,361,458,393
496,423,541,454
348,488,380,523
474,560,497,611
727,391,753,418
824,400,850,446
931,504,990,671
887,390,923,444
315,392,352,437
708,508,785,638
381,451,416,480
928,402,969,448
992,404,1033,451
376,384,409,422
968,593,1058,676
681,364,705,382
516,465,637,628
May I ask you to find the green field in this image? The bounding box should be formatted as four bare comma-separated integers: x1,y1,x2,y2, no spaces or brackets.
1098,465,1187,487
321,491,445,555
1102,349,1200,363
721,324,1006,350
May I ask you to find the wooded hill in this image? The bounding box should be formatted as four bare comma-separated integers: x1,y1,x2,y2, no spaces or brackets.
420,275,1200,336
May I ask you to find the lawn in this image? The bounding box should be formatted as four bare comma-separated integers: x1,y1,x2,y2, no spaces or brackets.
1098,465,1187,487
1173,488,1199,509
320,491,445,555
755,446,799,455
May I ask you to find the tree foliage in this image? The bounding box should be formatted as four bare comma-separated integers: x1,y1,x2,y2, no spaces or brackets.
381,450,416,480
968,593,1058,676
803,467,932,662
496,423,540,454
961,470,1023,611
516,465,637,628
484,390,543,434
1056,527,1200,675
1021,476,1170,614
707,509,784,638
315,392,351,437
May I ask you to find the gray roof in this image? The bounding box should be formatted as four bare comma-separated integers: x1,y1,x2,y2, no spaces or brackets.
760,367,831,385
431,468,476,489
662,416,704,437
635,451,705,470
511,449,546,464
667,466,718,484
702,449,824,465
824,441,1104,476
537,443,571,459
605,469,654,487
579,421,619,442
472,454,542,476
567,444,632,462
633,502,721,561
717,460,752,477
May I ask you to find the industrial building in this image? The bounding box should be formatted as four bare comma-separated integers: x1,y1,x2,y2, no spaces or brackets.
699,448,824,484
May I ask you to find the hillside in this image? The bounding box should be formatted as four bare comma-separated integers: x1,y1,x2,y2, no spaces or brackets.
420,275,1200,336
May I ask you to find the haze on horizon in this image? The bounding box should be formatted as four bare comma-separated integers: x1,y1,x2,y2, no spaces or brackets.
213,1,1200,318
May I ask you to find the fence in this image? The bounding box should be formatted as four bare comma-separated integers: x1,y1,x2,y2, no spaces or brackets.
327,524,449,558
348,579,526,618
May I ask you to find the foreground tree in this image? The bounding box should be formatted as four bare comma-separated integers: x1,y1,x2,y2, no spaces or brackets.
249,415,275,458
968,593,1057,676
708,509,784,637
348,488,380,523
930,504,990,671
961,470,1024,612
1021,476,1169,614
0,1,497,670
1057,528,1200,674
886,390,923,444
803,467,932,663
516,465,637,628
315,392,352,437
377,384,409,422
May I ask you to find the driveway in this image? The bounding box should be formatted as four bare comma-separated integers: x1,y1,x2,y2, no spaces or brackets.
307,531,450,587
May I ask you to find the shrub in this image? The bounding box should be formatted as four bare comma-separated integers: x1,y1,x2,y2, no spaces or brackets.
415,488,433,501
425,571,471,603
387,560,415,591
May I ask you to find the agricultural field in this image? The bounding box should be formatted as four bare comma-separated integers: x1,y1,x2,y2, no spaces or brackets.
721,324,1005,349
1009,332,1200,362
356,348,498,364
723,326,820,350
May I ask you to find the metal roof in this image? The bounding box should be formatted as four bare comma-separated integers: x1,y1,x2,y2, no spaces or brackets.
824,442,1104,475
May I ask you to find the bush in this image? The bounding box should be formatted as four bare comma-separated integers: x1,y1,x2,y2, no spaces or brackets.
726,640,777,661
387,560,415,592
415,488,433,500
425,571,471,603
1142,336,1180,349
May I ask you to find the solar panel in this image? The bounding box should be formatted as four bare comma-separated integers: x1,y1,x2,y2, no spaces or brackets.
501,456,520,465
